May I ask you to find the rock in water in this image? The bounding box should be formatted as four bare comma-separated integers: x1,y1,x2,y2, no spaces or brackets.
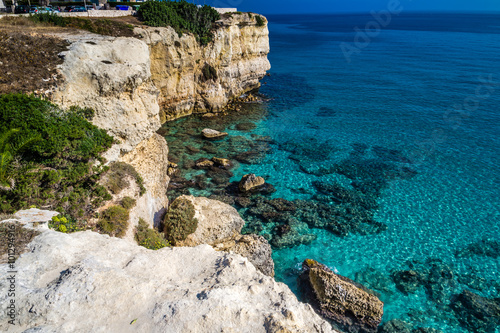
211,157,232,169
0,231,336,333
299,259,384,333
450,290,500,333
202,128,228,139
239,173,265,192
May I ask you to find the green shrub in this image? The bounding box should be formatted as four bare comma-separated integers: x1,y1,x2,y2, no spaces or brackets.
137,0,220,45
163,198,198,245
103,162,145,196
256,15,265,27
135,218,170,250
201,63,218,82
49,215,84,233
0,94,113,221
121,196,136,210
97,205,129,238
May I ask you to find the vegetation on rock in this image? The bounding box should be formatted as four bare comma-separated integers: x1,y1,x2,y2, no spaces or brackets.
0,29,68,95
49,214,84,233
163,197,198,245
0,94,113,221
137,0,220,45
255,15,265,27
0,222,40,263
97,205,129,238
135,218,170,250
201,63,218,82
103,162,146,196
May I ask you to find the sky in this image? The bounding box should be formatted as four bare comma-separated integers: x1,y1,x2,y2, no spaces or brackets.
208,0,500,15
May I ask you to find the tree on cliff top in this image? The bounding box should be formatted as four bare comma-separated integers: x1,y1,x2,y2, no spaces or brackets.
137,0,220,45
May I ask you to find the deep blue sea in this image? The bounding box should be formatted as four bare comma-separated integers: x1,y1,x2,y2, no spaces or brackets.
164,13,500,332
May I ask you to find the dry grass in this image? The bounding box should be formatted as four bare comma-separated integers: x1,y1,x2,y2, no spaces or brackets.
0,28,69,95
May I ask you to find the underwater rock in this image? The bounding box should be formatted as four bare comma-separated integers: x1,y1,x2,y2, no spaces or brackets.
239,174,266,192
186,145,201,154
269,198,296,212
208,195,235,206
202,128,228,139
378,319,412,333
425,261,455,305
355,267,394,295
234,151,266,164
450,290,500,333
456,239,500,259
299,259,384,333
411,328,443,333
236,122,257,131
234,197,252,208
392,270,426,295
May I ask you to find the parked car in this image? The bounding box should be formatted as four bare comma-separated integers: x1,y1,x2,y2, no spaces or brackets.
37,7,59,14
29,6,38,13
64,6,75,12
14,5,29,13
86,5,95,10
70,6,88,12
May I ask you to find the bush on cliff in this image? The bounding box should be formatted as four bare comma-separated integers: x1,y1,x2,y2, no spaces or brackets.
163,197,198,245
137,0,220,45
255,15,266,27
0,94,114,221
103,162,146,196
97,205,130,238
135,218,170,250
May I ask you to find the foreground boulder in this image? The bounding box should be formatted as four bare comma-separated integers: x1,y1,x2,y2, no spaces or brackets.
299,259,384,333
173,195,245,247
166,196,275,277
0,231,335,333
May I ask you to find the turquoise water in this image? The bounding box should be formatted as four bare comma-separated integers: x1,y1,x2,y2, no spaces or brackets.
163,13,500,332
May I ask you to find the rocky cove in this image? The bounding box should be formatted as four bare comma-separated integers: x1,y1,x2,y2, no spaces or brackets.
0,11,343,333
1,10,499,333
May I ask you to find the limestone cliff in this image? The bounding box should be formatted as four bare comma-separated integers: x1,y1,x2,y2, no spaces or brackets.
48,14,270,228
136,13,271,122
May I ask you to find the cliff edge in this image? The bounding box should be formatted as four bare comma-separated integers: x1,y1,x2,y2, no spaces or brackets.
0,230,334,333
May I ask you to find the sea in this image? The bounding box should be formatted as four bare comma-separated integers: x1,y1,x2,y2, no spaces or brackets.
162,13,500,332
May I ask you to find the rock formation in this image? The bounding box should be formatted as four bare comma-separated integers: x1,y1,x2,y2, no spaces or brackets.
0,230,335,333
174,195,245,247
299,259,384,333
136,13,271,122
167,195,274,277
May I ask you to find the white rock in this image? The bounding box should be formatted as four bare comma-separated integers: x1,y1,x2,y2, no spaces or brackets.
175,195,244,247
0,231,336,333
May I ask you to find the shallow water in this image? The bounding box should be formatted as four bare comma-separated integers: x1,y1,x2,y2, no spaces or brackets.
162,13,500,332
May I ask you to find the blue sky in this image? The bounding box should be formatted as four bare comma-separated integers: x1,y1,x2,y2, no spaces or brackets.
208,0,500,14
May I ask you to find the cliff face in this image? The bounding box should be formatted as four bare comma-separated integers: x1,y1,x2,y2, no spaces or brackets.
136,13,271,122
49,15,270,227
